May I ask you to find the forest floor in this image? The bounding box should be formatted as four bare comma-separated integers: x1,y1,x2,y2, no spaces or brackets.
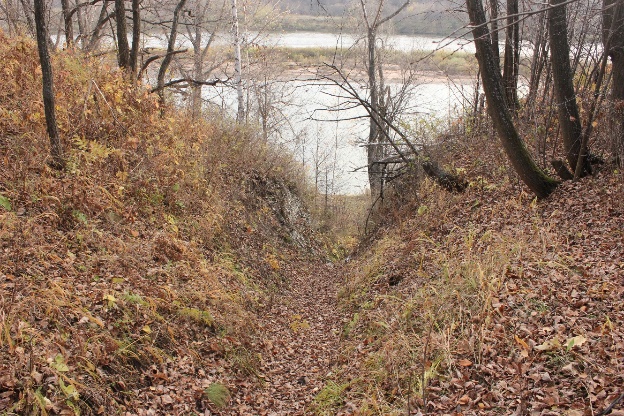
228,261,347,415
110,260,348,416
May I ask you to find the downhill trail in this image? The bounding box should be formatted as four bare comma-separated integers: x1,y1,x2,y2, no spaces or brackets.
231,261,347,415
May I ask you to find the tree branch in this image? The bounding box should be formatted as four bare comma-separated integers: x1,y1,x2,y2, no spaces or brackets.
150,77,224,93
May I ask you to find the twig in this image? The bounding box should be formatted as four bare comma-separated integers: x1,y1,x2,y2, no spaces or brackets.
597,392,624,416
90,79,127,134
149,77,225,93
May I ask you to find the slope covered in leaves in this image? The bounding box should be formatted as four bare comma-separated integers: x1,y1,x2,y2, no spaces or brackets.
0,33,322,414
327,149,623,414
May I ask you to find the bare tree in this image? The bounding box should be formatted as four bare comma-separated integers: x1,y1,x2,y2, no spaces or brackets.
359,0,410,198
466,0,559,198
75,0,88,48
130,0,141,78
526,11,548,106
231,0,245,123
87,1,113,52
61,0,74,48
156,0,188,108
33,0,65,169
489,0,501,70
115,0,130,69
548,0,592,176
502,0,520,111
182,0,228,119
603,0,624,162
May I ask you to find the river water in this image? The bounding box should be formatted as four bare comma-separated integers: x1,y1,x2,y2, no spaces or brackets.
152,31,476,194
204,77,473,194
143,30,475,54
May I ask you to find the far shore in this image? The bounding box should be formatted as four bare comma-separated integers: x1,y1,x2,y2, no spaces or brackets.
278,63,477,85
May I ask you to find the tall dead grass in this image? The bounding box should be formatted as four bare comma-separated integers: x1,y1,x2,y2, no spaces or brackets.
0,32,311,414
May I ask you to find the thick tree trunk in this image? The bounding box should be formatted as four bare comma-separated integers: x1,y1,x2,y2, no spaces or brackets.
115,0,130,69
466,0,559,198
33,0,64,169
489,0,500,71
548,0,592,175
502,0,519,112
604,0,624,162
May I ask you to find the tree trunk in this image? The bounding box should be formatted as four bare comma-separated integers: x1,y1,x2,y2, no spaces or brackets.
75,0,87,48
489,0,501,70
87,2,110,52
115,0,130,69
130,0,140,79
191,29,203,119
367,27,383,198
422,161,468,192
188,0,219,120
603,0,624,162
466,0,559,198
61,0,73,48
33,0,64,169
2,0,18,35
190,0,204,120
502,0,519,112
527,12,547,107
157,0,187,109
548,0,592,175
231,0,245,123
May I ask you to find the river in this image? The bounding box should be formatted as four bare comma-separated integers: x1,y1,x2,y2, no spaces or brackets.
195,32,474,194
203,76,474,195
148,31,476,194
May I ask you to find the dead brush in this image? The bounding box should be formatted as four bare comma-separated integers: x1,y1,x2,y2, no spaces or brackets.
332,182,538,415
0,33,311,413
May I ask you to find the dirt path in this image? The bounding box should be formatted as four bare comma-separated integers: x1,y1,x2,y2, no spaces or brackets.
230,261,346,415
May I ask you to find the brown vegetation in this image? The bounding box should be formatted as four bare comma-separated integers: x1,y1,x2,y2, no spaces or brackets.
319,115,624,414
0,33,322,414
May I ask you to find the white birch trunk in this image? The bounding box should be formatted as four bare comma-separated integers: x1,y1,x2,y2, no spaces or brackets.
231,0,245,123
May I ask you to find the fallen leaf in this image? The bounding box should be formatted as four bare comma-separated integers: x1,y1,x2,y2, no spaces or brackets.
458,358,473,367
565,335,587,350
457,395,471,405
535,337,562,351
514,335,530,357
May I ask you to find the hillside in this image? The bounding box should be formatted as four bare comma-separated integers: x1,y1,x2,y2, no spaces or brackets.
321,141,624,414
0,33,344,414
2,29,624,416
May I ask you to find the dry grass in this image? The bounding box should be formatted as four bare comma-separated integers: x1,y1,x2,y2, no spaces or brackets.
0,32,317,414
324,114,624,414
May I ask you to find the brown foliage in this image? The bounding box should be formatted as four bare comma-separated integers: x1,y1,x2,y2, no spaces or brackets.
0,32,316,414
